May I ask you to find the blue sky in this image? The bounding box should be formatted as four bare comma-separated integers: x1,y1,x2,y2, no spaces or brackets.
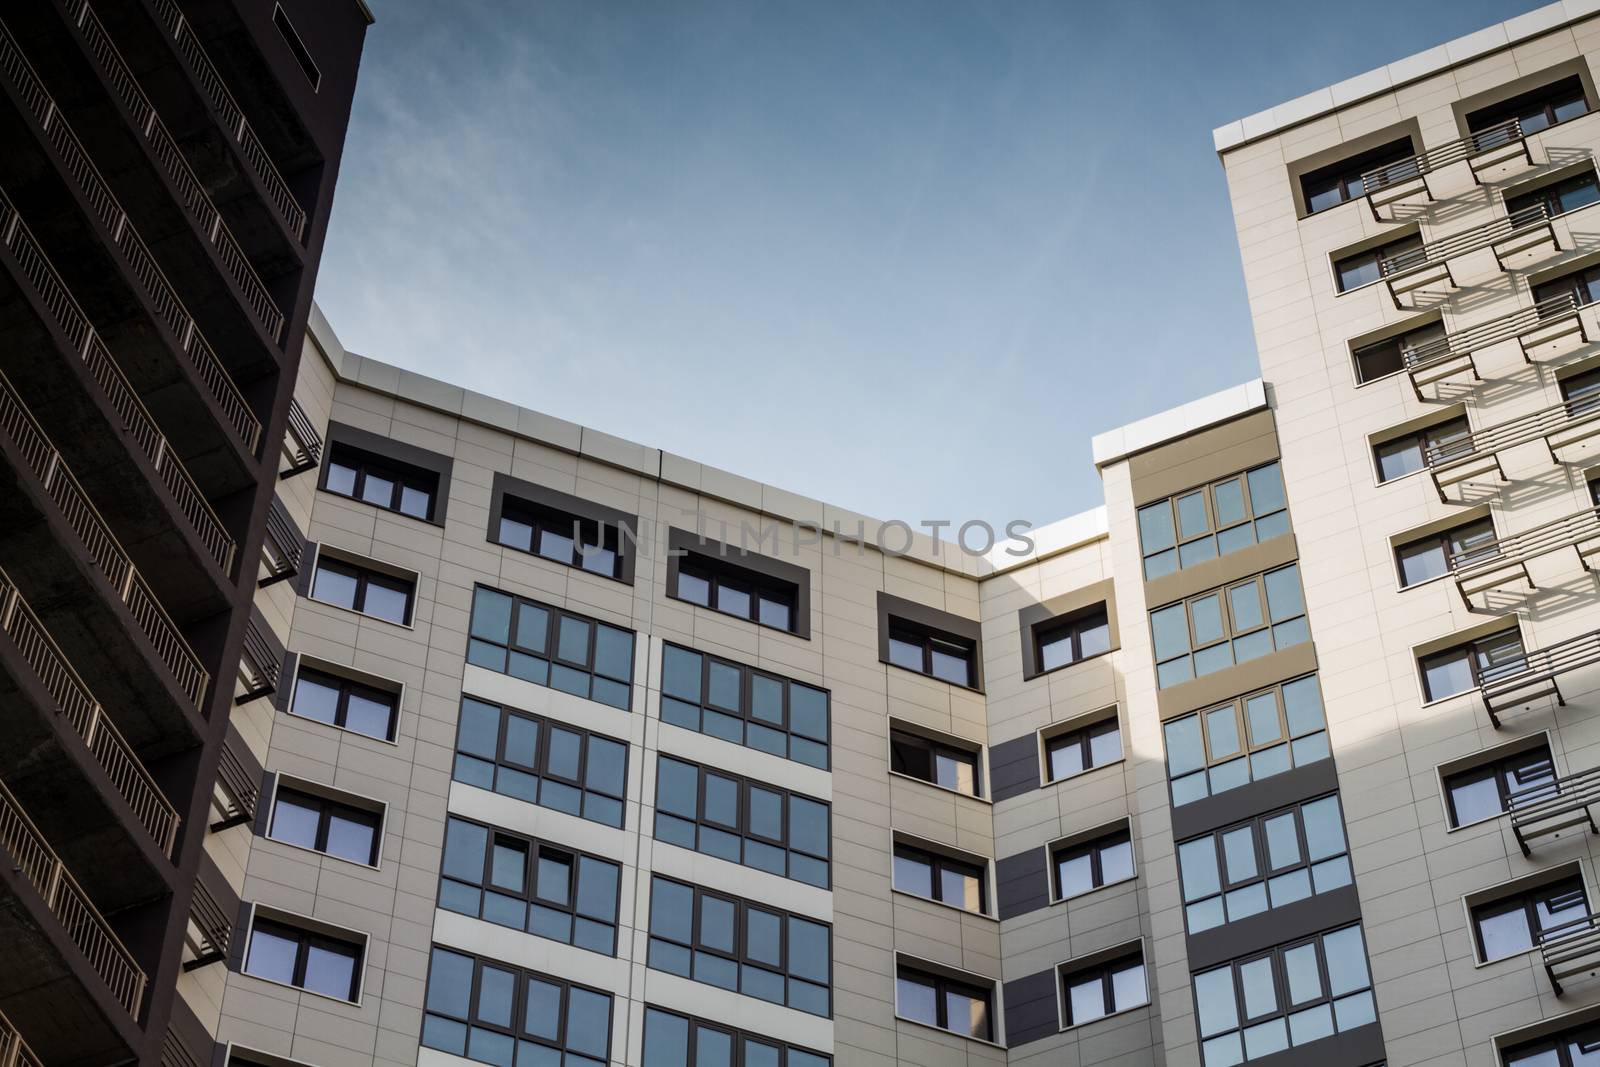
317,0,1535,534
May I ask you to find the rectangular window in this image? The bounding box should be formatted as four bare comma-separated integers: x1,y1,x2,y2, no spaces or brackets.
1502,1019,1600,1065
272,4,321,89
1395,517,1496,588
438,815,621,955
672,552,801,634
1052,828,1134,900
646,875,831,1017
422,947,611,1066
1534,264,1600,312
1564,367,1600,414
1334,233,1423,293
893,842,987,914
267,785,382,866
496,495,623,580
642,1006,831,1067
288,666,399,741
1507,169,1600,220
1137,462,1289,580
1419,628,1527,702
660,643,830,769
895,964,994,1041
1352,321,1446,384
1373,415,1472,483
1044,717,1122,783
451,696,629,828
1176,794,1352,934
1034,607,1111,673
309,556,414,625
1299,137,1416,215
1149,564,1309,689
1467,75,1589,137
887,621,977,688
1060,951,1148,1028
1193,925,1377,1065
1472,875,1589,963
244,916,363,1001
322,443,437,521
1163,675,1330,807
466,585,635,710
889,728,981,797
653,756,831,887
1442,743,1555,828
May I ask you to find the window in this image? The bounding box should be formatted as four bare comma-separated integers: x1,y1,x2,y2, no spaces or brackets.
268,785,381,866
1044,717,1122,782
887,623,977,688
323,444,437,521
1300,137,1416,215
438,816,621,955
1052,828,1134,900
1035,607,1111,672
1150,565,1309,688
1395,517,1496,588
1564,367,1600,415
1507,170,1600,220
452,696,629,828
272,4,321,89
1334,233,1423,293
1177,795,1351,934
1193,925,1377,1066
893,843,987,913
672,553,800,634
309,556,414,625
1352,321,1446,384
642,1007,831,1067
1060,951,1148,1028
1137,462,1289,580
422,947,611,1067
1473,875,1589,962
1467,75,1589,137
896,964,994,1041
1373,415,1471,483
496,496,622,580
647,876,831,1017
1534,264,1600,313
1419,628,1527,701
466,586,635,710
889,728,981,796
653,756,830,887
1442,743,1556,828
1502,1019,1600,1065
660,644,829,769
288,666,399,741
244,917,362,1001
1163,674,1329,806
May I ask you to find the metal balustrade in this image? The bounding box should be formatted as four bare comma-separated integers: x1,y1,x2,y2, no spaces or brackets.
1448,505,1600,605
1509,764,1600,857
1479,627,1600,725
281,397,323,478
0,569,179,855
1423,396,1600,500
184,877,230,970
60,0,285,342
0,370,210,710
0,187,236,573
260,495,302,585
1539,910,1600,995
0,1004,45,1067
1402,291,1589,400
160,1029,203,1067
0,775,145,1015
0,21,263,453
1378,203,1560,308
1360,118,1533,220
211,740,258,830
146,0,307,241
236,618,279,704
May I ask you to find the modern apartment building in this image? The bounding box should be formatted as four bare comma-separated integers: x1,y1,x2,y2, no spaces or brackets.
0,1,369,1066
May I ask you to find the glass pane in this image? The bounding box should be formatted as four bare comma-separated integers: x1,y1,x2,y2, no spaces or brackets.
1111,961,1146,1011
750,675,784,724
1263,813,1301,870
789,796,829,858
245,926,299,983
475,965,516,1027
1264,566,1304,622
1151,605,1191,660
1191,595,1225,645
345,691,394,740
1069,976,1107,1025
1177,492,1210,538
1245,693,1282,746
642,1009,689,1067
1477,905,1533,961
400,485,431,518
1283,942,1323,1004
556,616,591,665
1281,677,1325,735
326,811,377,864
1138,502,1176,553
1165,716,1206,776
1214,479,1246,526
514,603,549,653
1222,827,1258,882
707,661,742,711
888,635,923,672
1251,744,1291,780
1227,882,1268,920
895,852,933,897
566,987,611,1058
790,685,828,741
676,570,710,606
745,907,782,966
1099,838,1134,885
703,774,739,827
748,787,783,840
1376,437,1424,482
1289,1003,1334,1046
1049,736,1085,781
1301,796,1346,860
302,941,358,999
1202,1032,1244,1067
360,473,394,507
1089,722,1122,767
311,564,359,610
942,863,984,911
789,917,830,983
1194,966,1239,1037
1239,957,1277,1019
1422,649,1475,701
593,626,632,681
546,727,582,780
584,737,626,795
1247,463,1286,515
655,758,699,818
1269,868,1312,907
699,894,737,954
947,988,989,1040
1244,1018,1289,1059
757,593,791,630
1057,851,1093,898
425,947,474,1016
897,975,937,1025
1398,539,1448,587
662,646,702,702
1178,839,1220,902
325,461,357,496
1205,706,1242,759
715,583,751,618
362,579,410,624
1229,583,1264,633
929,641,972,686
268,795,320,851
292,676,341,724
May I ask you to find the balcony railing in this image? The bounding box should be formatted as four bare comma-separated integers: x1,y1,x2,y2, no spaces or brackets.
0,1004,46,1067
61,0,285,342
0,568,179,856
280,397,323,478
1402,291,1589,400
1423,396,1600,500
211,739,258,830
260,495,302,586
1360,118,1533,220
1478,627,1600,726
1448,505,1600,606
1539,910,1600,995
146,0,307,242
236,618,279,704
1377,203,1559,308
0,370,210,710
0,21,263,453
1509,764,1600,857
0,187,236,574
0,774,145,1015
160,1029,204,1067
183,877,230,971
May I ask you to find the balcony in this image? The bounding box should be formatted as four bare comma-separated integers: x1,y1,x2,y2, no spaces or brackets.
235,615,280,704
1360,118,1534,220
1403,292,1590,401
259,494,302,586
1424,397,1600,501
181,858,235,972
280,396,322,478
209,734,258,831
1478,628,1599,725
1509,765,1600,857
1539,910,1600,995
1448,506,1600,606
1378,203,1560,309
0,1006,46,1067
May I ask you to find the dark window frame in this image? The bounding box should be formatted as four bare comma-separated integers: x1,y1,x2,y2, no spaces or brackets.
1043,717,1123,784
267,785,382,867
892,842,989,914
1419,627,1528,702
1059,951,1149,1028
244,916,364,1002
889,727,983,797
1394,516,1497,589
1334,233,1424,294
1466,74,1590,136
271,4,321,90
1470,874,1590,964
1506,168,1600,221
1501,1019,1600,1066
660,642,831,769
667,529,811,638
1034,606,1112,675
895,964,995,1042
876,591,984,691
488,473,638,584
466,585,635,710
1162,674,1331,808
287,665,400,742
1052,828,1135,901
322,443,439,522
1373,415,1472,484
1351,321,1447,385
1534,263,1600,313
887,623,977,688
641,1005,832,1066
1298,136,1416,216
1442,743,1556,829
1136,461,1290,580
421,945,613,1065
309,556,415,626
318,422,453,527
1149,564,1310,689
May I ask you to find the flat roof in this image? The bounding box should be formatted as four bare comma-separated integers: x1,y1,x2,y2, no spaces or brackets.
1091,379,1267,467
1212,0,1600,153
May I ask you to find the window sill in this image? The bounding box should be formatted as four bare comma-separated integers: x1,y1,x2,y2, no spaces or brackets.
890,887,997,923
263,833,382,872
306,594,417,632
887,770,990,805
1058,999,1150,1034
667,592,806,640
883,660,983,694
319,487,445,529
1396,571,1453,594
1444,809,1510,835
1026,648,1115,683
1334,275,1385,298
1352,366,1406,389
1050,873,1136,907
1374,465,1431,490
238,968,363,1008
283,707,401,748
1473,942,1539,969
1038,757,1126,792
892,1015,1005,1050
491,536,632,586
